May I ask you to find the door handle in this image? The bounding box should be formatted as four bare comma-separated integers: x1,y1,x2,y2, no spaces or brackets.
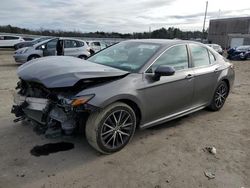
214,68,220,73
185,74,194,79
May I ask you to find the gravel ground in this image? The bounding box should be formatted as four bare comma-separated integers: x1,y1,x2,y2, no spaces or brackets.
0,50,249,188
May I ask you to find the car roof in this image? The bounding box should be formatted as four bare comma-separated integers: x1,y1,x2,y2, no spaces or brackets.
0,35,22,37
123,39,207,48
33,37,87,48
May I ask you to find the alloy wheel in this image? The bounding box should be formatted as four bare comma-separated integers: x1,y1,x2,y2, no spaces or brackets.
214,83,228,108
100,110,134,149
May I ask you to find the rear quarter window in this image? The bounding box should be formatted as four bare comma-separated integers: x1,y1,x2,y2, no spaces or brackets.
208,50,216,64
189,44,210,67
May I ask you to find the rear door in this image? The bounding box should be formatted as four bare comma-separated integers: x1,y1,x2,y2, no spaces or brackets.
189,44,221,106
64,40,80,57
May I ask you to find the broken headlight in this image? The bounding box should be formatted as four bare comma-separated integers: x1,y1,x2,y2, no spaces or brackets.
71,95,95,107
58,94,95,110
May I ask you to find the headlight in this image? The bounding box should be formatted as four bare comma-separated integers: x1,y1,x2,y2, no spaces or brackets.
58,94,94,109
71,95,94,107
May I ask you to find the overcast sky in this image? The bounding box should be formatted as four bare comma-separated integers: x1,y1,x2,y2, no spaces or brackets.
0,0,249,33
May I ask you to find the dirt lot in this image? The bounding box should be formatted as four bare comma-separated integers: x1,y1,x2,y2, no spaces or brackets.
0,49,249,188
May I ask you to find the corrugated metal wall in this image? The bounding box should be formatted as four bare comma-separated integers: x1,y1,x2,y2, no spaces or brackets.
208,17,250,48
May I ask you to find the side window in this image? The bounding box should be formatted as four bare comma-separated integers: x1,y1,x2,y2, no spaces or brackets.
190,44,210,67
64,40,78,48
147,45,189,73
208,51,216,64
76,41,84,47
4,36,19,40
46,39,58,49
93,42,101,46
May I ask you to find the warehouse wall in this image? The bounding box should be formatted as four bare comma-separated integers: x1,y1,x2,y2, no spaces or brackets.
208,17,250,48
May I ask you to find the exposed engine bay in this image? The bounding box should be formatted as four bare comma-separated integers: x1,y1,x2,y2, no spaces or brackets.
11,78,116,138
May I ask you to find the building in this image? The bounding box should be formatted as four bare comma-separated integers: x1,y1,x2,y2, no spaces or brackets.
208,17,250,49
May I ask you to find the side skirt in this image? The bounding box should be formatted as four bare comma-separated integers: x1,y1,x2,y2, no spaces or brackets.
140,105,206,129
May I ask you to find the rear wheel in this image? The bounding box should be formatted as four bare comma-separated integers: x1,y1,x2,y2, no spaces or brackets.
208,81,229,111
85,102,136,154
78,55,87,60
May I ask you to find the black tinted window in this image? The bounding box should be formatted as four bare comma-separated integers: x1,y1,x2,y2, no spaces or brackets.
46,39,58,49
148,45,189,72
77,41,84,47
190,44,210,67
4,36,19,40
93,42,101,46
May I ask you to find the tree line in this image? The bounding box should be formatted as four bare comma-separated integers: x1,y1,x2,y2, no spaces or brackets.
0,25,207,40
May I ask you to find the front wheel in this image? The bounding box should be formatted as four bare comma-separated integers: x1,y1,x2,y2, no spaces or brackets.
85,102,136,154
78,55,87,60
27,55,40,61
208,81,229,111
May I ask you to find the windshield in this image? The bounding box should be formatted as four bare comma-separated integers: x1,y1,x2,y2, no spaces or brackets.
88,41,161,72
31,37,50,45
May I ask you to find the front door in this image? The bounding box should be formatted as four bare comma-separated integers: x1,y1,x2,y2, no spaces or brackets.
43,38,58,57
141,44,194,126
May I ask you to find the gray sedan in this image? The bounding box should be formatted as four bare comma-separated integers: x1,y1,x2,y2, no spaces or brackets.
11,39,235,154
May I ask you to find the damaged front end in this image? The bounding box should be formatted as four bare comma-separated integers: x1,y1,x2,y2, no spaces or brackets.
11,79,97,138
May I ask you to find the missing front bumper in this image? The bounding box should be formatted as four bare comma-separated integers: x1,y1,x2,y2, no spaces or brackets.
12,93,50,124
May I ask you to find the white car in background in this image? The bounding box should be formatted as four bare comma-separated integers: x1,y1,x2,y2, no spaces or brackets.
87,41,107,54
207,44,223,55
13,37,91,63
0,35,24,48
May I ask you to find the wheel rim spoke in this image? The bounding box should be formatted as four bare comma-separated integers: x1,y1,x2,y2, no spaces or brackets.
118,132,124,144
101,129,113,136
106,134,114,145
104,123,114,130
117,130,130,136
117,110,123,125
112,113,118,125
121,123,132,128
112,132,117,148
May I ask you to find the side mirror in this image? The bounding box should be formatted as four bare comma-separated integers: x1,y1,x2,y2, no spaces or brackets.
153,65,175,81
41,45,46,50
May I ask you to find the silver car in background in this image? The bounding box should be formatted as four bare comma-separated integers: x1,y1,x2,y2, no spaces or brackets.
13,37,91,63
11,39,235,154
207,43,223,55
87,41,107,54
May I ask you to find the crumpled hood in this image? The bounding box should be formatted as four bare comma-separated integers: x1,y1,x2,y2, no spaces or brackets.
17,56,128,88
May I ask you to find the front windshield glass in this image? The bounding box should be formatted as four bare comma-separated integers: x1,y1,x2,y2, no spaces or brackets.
88,41,161,72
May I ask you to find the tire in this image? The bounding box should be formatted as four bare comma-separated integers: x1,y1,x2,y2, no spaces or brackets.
85,102,136,154
207,81,229,111
28,55,40,61
90,49,95,56
78,55,87,60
